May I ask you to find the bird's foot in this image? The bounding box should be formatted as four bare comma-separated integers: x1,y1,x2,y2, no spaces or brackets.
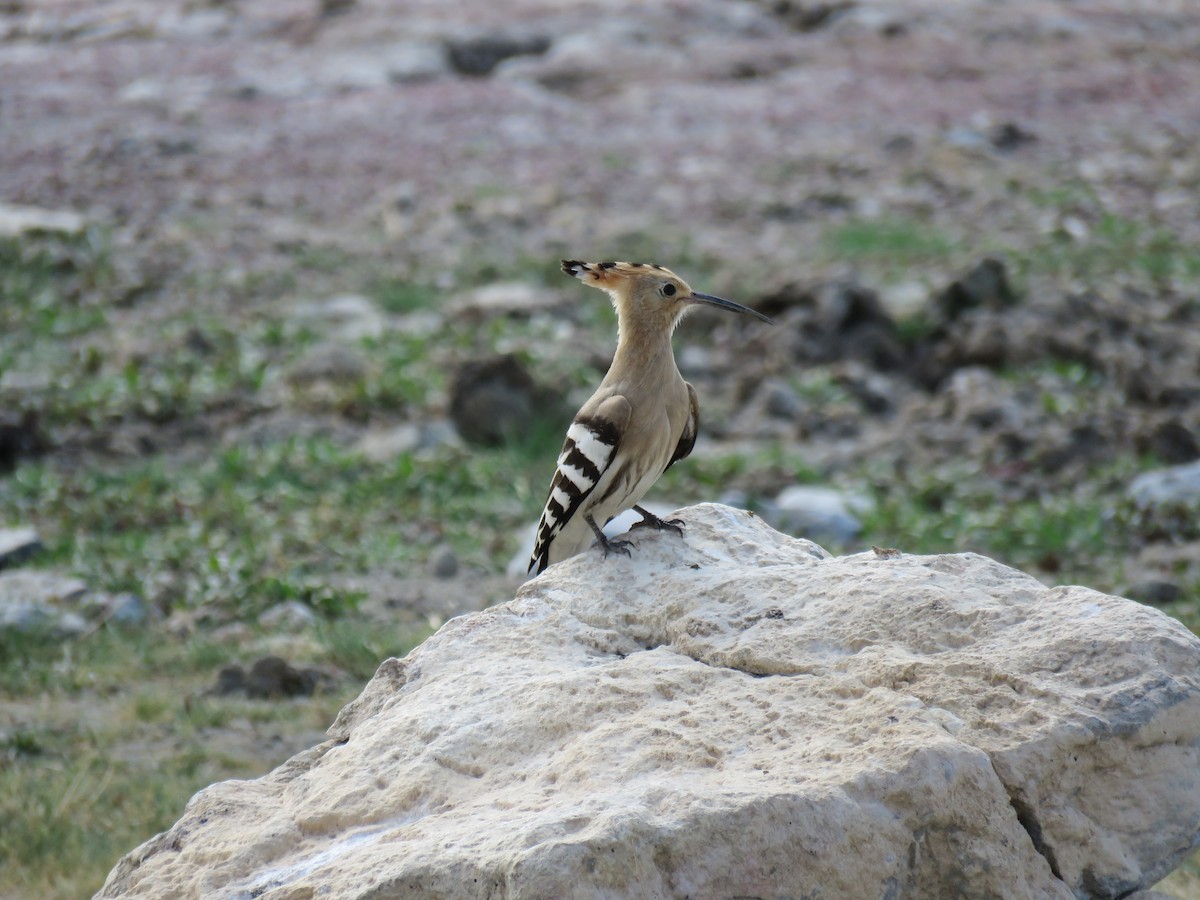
585,512,635,560
630,506,686,537
597,534,634,560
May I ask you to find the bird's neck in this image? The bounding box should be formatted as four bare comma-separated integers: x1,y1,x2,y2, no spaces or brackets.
605,324,679,393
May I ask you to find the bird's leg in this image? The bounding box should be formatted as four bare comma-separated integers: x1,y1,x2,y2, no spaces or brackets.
629,505,685,536
586,513,633,559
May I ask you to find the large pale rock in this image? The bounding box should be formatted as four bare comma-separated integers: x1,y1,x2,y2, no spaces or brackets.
98,505,1200,899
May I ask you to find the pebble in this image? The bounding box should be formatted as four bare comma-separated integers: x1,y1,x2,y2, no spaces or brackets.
1129,460,1200,508
81,591,152,626
428,544,459,579
450,355,539,447
1125,580,1182,607
448,282,558,318
444,33,551,77
356,420,462,463
291,294,387,343
762,379,803,420
286,344,368,386
0,203,87,238
212,656,325,699
0,527,42,569
934,257,1014,322
765,486,872,544
259,600,318,632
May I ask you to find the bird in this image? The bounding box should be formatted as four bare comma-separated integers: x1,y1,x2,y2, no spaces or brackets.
527,260,773,575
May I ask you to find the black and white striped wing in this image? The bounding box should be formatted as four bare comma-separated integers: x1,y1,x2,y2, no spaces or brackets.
528,415,621,575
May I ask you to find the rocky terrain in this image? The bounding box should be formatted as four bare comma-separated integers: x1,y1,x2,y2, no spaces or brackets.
1,0,1199,895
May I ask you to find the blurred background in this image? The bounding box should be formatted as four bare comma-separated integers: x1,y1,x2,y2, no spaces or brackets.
1,0,1199,895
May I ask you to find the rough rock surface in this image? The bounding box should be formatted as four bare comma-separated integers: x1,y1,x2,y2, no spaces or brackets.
98,504,1200,899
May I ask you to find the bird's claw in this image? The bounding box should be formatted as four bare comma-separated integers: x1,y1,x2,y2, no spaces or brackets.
630,510,686,537
599,537,634,559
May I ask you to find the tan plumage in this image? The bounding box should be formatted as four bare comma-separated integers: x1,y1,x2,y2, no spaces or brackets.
528,260,772,575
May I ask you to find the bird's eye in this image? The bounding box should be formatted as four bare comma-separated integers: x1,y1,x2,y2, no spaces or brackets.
660,283,677,297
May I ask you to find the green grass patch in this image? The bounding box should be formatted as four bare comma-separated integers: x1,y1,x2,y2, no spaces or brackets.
0,617,427,897
0,628,240,696
372,279,441,314
1027,213,1200,286
0,746,209,898
859,460,1141,589
825,219,957,266
0,428,568,615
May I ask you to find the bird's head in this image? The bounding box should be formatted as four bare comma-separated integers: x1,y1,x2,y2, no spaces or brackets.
560,259,772,338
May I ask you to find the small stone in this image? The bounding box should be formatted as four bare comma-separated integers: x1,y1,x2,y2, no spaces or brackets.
0,527,41,569
762,379,803,420
259,601,318,632
286,344,368,386
0,570,87,606
989,122,1037,151
1137,420,1200,466
315,43,448,90
444,33,551,77
291,295,385,343
213,665,246,696
0,410,50,473
356,421,462,464
767,485,870,544
1129,461,1200,508
0,203,88,239
51,611,89,638
934,258,1014,322
428,545,459,579
320,0,355,16
106,592,150,626
1125,580,1182,607
448,282,557,318
449,355,538,447
0,602,50,633
878,281,929,320
717,489,750,510
244,656,323,699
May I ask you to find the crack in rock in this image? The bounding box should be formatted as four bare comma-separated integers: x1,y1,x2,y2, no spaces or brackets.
994,762,1066,884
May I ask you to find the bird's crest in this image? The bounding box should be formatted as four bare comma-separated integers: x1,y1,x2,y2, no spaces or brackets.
561,260,683,288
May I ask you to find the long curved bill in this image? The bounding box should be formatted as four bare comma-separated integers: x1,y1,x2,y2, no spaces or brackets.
688,291,774,325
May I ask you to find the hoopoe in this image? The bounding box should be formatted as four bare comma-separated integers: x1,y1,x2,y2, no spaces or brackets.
528,260,772,575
